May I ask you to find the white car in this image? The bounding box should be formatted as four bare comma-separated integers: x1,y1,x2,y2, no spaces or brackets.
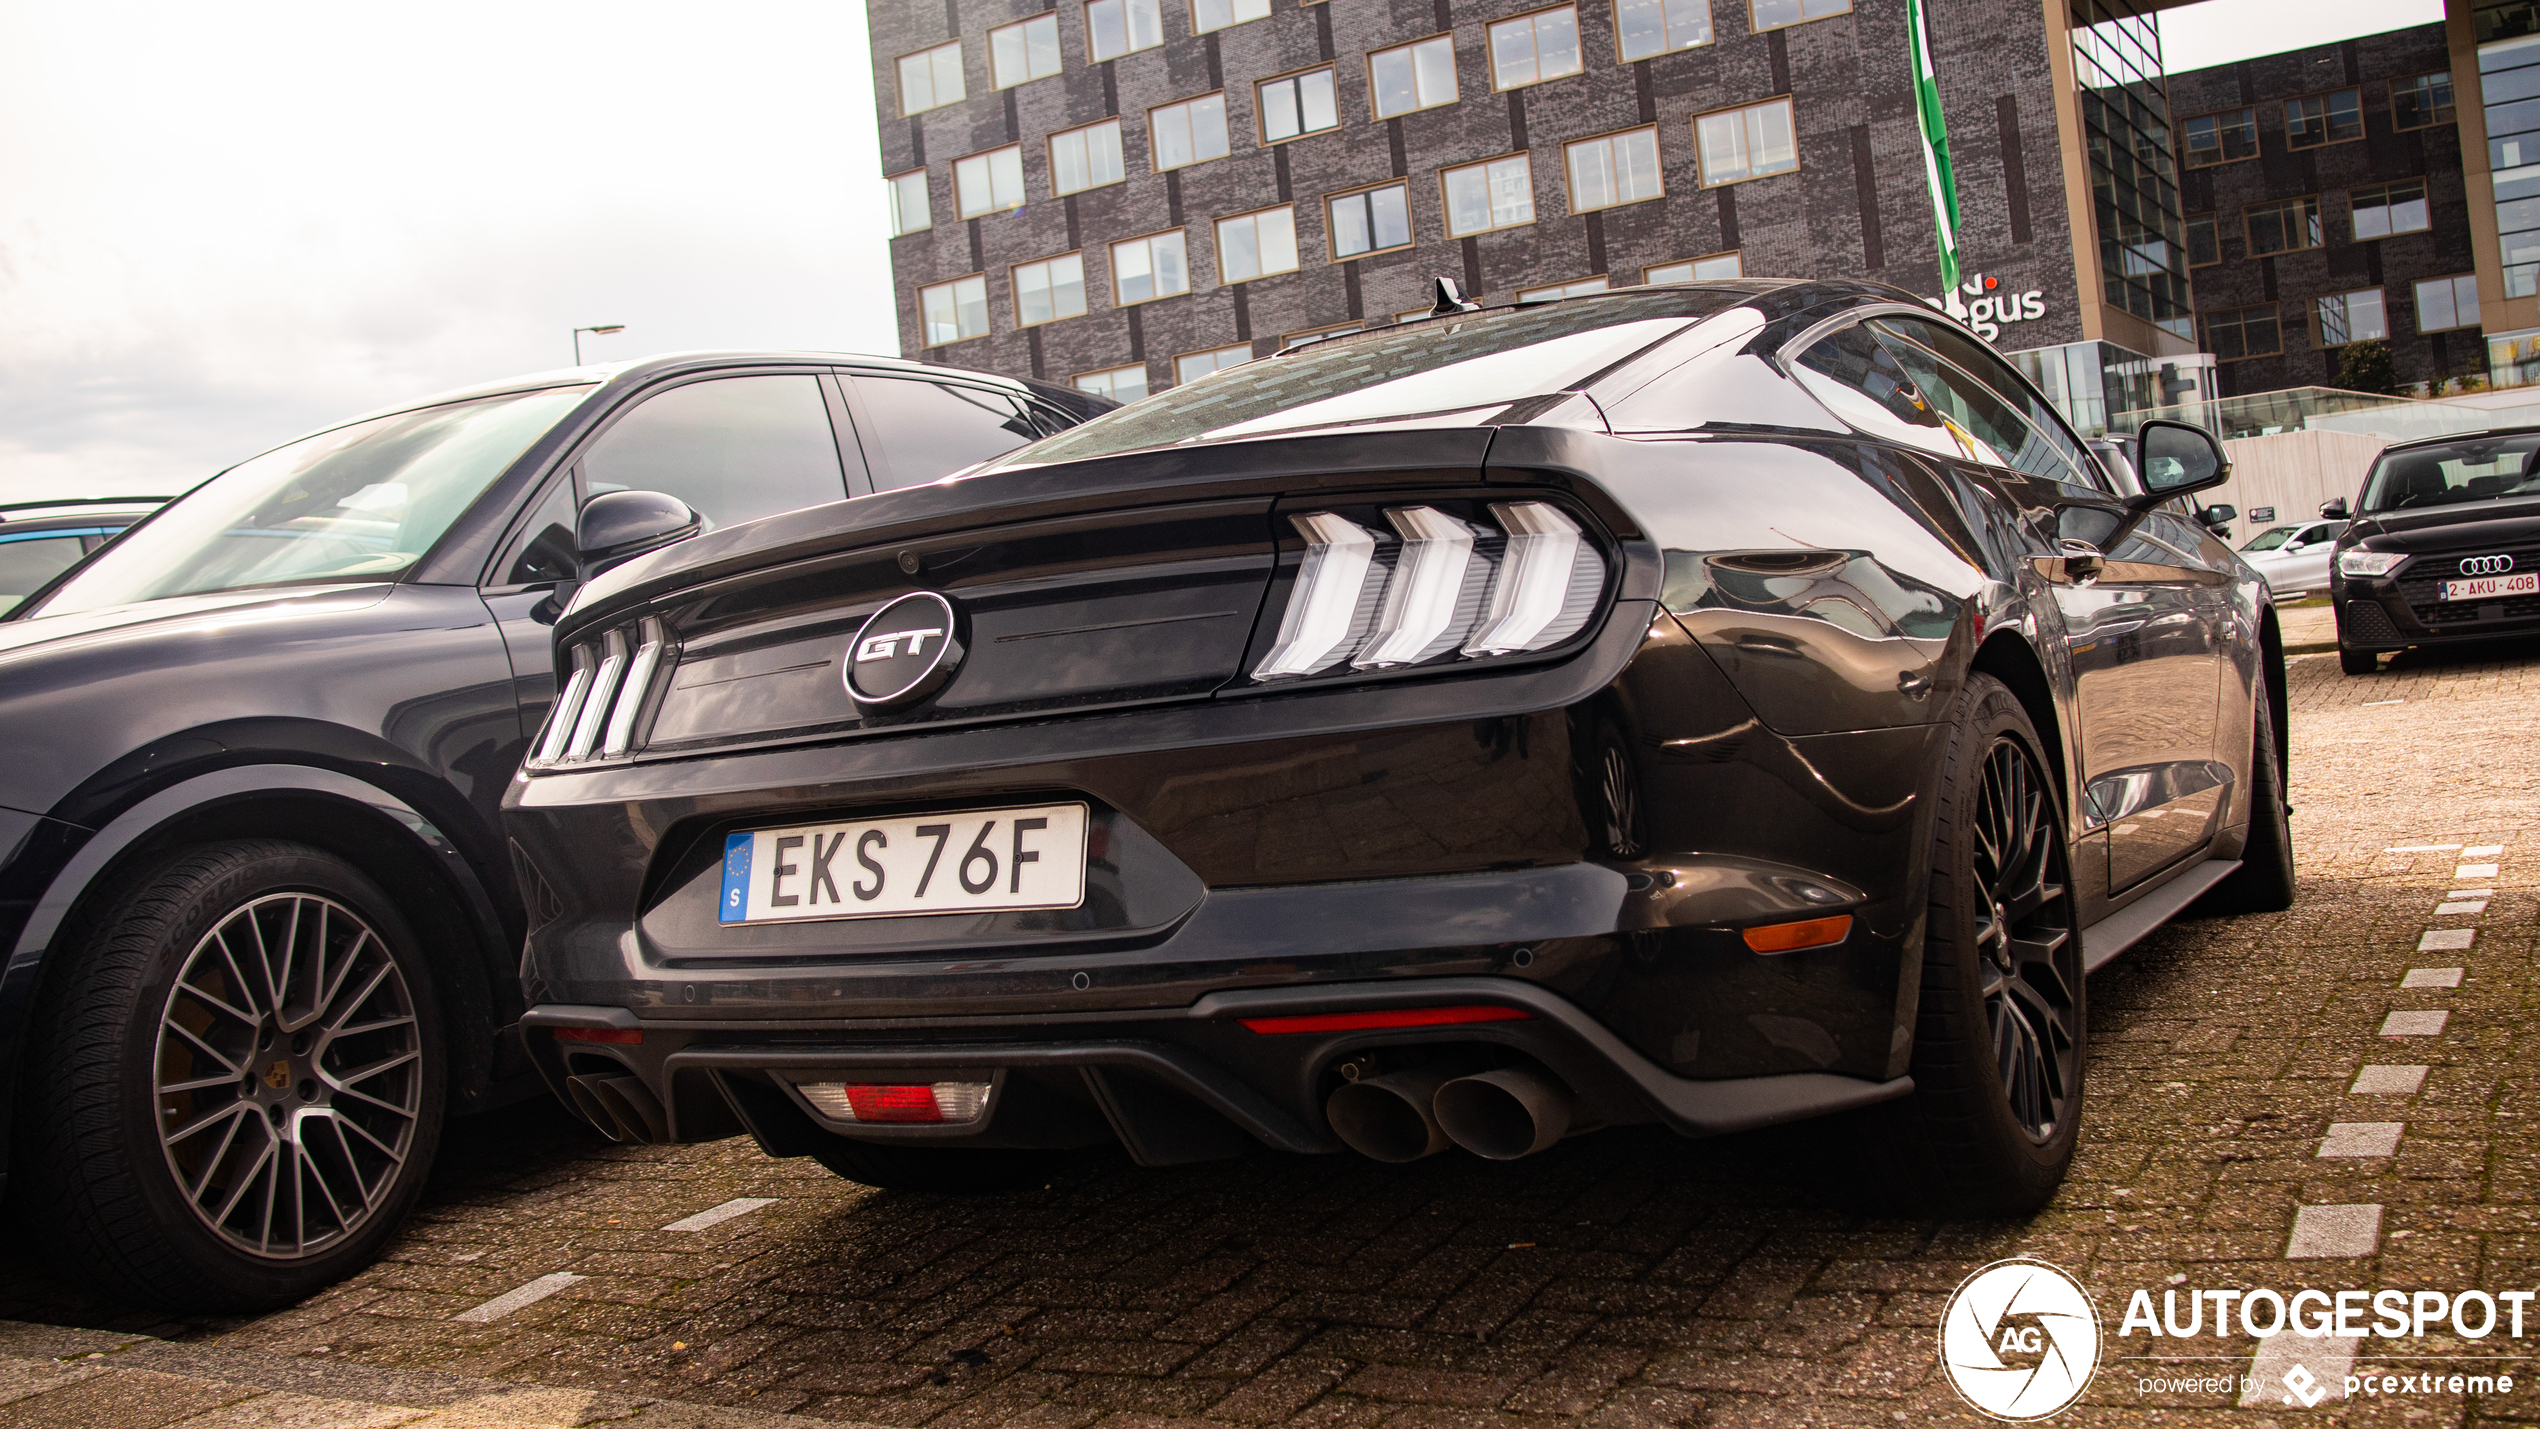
2238,518,2348,596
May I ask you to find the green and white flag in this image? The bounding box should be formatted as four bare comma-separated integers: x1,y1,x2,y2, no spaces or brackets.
1906,0,1962,292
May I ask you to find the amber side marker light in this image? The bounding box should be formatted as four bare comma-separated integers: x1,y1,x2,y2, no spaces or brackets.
1741,914,1853,954
1239,1006,1532,1035
553,1026,643,1045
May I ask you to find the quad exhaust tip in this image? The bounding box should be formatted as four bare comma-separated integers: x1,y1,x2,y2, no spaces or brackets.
565,1073,669,1143
1325,1058,1574,1162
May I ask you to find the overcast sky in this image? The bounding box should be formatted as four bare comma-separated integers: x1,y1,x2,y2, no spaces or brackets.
0,0,2449,505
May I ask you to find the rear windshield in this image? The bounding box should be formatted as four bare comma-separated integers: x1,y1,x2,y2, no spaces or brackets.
2360,434,2540,513
978,288,1753,469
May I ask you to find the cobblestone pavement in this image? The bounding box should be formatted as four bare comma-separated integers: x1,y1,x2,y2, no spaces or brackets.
7,639,2540,1427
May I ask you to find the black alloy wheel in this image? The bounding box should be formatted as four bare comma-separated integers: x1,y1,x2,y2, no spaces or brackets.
1887,672,2084,1214
18,840,446,1310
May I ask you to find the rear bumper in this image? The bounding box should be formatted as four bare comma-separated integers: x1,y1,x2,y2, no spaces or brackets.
520,977,1914,1164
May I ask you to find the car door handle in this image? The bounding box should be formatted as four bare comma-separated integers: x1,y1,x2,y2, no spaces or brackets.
2058,539,2105,583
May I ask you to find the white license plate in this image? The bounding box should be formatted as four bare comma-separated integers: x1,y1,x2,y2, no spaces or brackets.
718,802,1088,924
2437,572,2540,603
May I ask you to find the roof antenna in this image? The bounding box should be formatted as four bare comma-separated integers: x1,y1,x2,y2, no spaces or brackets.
1429,276,1481,317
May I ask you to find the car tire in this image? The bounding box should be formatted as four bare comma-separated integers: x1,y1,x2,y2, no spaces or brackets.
2199,691,2296,914
16,840,446,1311
807,1137,1062,1193
2339,647,2378,675
1887,673,2083,1215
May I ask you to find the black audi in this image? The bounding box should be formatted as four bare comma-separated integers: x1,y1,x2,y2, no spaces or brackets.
506,282,2293,1214
2327,427,2540,673
0,351,1105,1310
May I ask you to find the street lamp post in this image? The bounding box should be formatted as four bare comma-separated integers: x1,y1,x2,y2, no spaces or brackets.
572,325,626,364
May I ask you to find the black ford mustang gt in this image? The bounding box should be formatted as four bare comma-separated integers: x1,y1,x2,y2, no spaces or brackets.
506,281,2293,1212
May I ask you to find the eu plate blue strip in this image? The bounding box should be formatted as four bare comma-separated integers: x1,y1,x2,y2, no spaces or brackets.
719,833,752,924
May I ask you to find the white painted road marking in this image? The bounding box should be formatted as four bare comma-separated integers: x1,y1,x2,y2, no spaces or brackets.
2465,844,2506,857
454,1272,584,1323
2436,900,2490,915
2402,967,2465,988
2241,1334,2362,1408
2351,1065,2429,1095
662,1197,778,1232
2363,698,2406,706
2458,863,2501,880
2419,928,2475,951
2288,1204,2383,1258
2381,1011,2450,1036
2388,845,2462,852
2320,1122,2406,1157
2451,887,2495,897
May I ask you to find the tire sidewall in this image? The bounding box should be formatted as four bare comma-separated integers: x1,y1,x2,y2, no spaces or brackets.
107,844,446,1306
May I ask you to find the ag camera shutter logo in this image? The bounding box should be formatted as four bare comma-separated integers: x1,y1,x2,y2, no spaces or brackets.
1939,1258,2102,1421
844,591,964,710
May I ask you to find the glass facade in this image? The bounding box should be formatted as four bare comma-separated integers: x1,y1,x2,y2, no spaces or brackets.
2479,27,2540,298
2069,0,2194,341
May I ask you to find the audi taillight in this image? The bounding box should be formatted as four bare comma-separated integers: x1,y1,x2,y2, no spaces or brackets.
1251,501,1605,683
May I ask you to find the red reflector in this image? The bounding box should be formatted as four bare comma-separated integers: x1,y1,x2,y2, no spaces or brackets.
1238,1005,1532,1035
1741,914,1852,954
843,1084,946,1122
552,1026,642,1044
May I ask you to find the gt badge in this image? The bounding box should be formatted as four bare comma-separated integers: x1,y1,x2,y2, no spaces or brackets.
844,591,963,710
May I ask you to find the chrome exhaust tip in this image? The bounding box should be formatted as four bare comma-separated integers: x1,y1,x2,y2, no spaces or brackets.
1432,1064,1574,1160
1326,1067,1460,1162
563,1074,629,1141
589,1074,670,1143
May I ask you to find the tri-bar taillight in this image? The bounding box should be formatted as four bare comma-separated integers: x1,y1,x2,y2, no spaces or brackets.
527,616,668,769
1251,501,1605,682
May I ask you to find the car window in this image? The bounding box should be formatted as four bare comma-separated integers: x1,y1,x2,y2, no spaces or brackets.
2240,525,2297,552
580,375,848,529
1789,325,1964,461
1867,317,2101,490
2360,434,2540,512
852,377,1045,490
491,476,579,587
0,533,91,616
1869,335,2091,489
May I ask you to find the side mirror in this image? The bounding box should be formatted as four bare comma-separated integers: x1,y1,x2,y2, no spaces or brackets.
2129,419,2230,508
577,490,700,576
2201,503,2237,524
2319,496,2351,519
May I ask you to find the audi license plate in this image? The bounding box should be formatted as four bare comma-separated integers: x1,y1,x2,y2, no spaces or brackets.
2437,572,2540,603
719,802,1088,924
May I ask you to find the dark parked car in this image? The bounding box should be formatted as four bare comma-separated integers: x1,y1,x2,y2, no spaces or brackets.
0,497,170,616
0,351,1107,1310
506,283,2292,1216
2327,428,2540,673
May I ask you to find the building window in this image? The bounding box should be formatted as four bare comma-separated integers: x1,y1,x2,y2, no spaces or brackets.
1013,254,1087,327
1646,252,1741,283
1328,182,1413,257
920,275,990,345
2185,215,2218,267
1616,0,1711,59
1694,98,1798,186
989,15,1062,89
1259,68,1340,143
2285,89,2364,149
1516,276,1610,302
1216,206,1300,284
1111,230,1189,304
1565,126,1664,213
2312,288,2387,346
2393,71,2456,130
1087,0,1163,61
2415,274,2482,331
2183,108,2258,166
1442,154,1536,236
1175,344,1253,384
1150,94,1230,171
2245,195,2323,256
1370,36,1457,118
2350,182,2429,240
954,146,1026,218
1489,7,1583,90
1078,365,1150,402
2482,36,2540,297
2205,304,2281,360
887,171,931,236
1191,0,1270,34
1050,119,1126,195
898,41,965,116
1748,0,1850,31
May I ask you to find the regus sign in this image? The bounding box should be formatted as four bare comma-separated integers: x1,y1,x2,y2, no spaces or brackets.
1937,273,2046,342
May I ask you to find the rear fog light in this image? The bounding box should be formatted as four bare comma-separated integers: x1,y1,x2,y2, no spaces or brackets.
797,1081,991,1123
